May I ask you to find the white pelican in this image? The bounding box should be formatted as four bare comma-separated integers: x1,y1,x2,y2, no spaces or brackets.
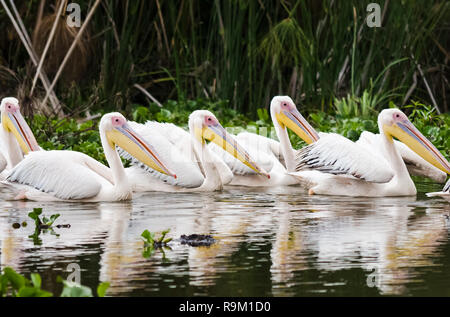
3,113,175,201
426,179,450,201
0,97,40,179
120,110,269,192
209,96,320,186
290,108,450,196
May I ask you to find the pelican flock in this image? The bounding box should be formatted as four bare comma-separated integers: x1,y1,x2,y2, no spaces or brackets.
209,96,319,186
120,110,269,192
3,112,175,201
0,95,447,200
210,96,446,188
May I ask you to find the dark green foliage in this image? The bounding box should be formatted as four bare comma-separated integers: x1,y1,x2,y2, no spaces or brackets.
58,276,109,297
0,267,109,297
30,115,106,163
0,1,448,115
405,101,450,158
0,267,52,297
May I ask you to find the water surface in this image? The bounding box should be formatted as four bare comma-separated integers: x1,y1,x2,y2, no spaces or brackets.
0,181,449,296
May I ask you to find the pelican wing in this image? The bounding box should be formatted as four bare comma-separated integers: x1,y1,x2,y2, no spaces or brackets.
6,151,103,200
120,121,204,188
208,132,275,175
295,133,394,183
237,132,283,161
357,131,447,183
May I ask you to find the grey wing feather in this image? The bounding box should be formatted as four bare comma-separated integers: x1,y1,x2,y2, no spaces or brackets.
295,133,394,183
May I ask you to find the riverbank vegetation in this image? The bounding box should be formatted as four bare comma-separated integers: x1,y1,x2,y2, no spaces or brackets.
0,266,109,297
0,1,448,163
29,99,449,165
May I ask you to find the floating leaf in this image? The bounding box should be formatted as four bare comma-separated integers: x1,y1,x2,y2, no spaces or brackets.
33,208,42,216
141,229,153,243
3,267,26,291
30,273,41,289
17,287,52,297
60,281,93,297
97,282,110,297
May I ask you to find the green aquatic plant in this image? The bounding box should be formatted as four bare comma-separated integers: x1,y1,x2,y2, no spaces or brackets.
141,229,172,259
0,267,109,297
27,208,70,245
28,208,60,230
0,267,52,297
405,101,450,158
141,229,173,245
57,276,110,298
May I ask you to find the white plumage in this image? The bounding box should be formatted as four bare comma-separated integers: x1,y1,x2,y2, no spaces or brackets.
3,113,174,202
236,132,284,163
208,133,275,175
0,97,41,180
6,150,107,200
295,132,394,183
356,131,447,183
207,96,320,186
290,109,450,197
0,152,6,175
221,129,446,185
210,96,445,189
121,110,266,192
122,121,205,188
208,132,302,186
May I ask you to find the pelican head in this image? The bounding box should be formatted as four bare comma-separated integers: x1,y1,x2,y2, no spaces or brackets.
380,108,450,174
1,97,40,154
189,110,270,178
270,96,319,145
101,113,176,178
